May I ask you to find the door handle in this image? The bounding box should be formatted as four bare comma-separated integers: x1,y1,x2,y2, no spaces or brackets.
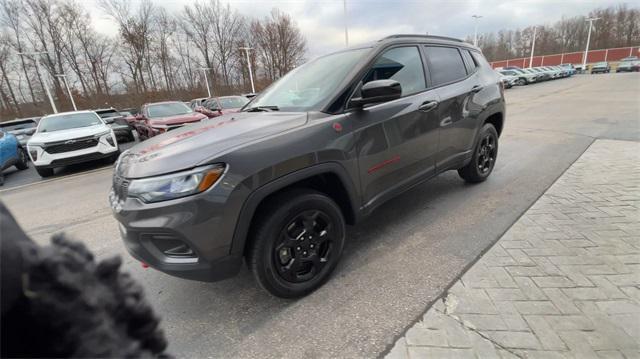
471,85,483,93
418,101,439,113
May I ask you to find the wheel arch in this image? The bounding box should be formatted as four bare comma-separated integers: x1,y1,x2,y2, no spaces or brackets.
483,111,504,137
230,162,360,257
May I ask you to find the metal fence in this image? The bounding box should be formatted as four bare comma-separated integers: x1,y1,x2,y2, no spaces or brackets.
490,46,640,68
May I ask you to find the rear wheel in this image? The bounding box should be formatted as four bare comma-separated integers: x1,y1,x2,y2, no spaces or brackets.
35,166,54,178
517,78,527,86
458,123,499,183
15,148,28,170
247,189,346,298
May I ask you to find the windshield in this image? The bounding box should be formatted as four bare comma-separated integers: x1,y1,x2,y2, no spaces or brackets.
96,110,120,118
247,48,369,112
219,96,249,109
38,113,102,133
147,102,193,118
0,120,37,132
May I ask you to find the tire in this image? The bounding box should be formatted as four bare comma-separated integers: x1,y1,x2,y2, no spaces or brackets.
517,78,527,86
15,148,28,170
36,166,54,178
458,123,499,183
247,189,346,298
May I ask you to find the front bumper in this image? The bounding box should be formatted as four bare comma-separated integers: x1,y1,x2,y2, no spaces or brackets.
29,136,119,167
109,178,243,282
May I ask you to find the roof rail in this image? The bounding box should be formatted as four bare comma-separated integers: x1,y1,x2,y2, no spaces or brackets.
379,34,464,43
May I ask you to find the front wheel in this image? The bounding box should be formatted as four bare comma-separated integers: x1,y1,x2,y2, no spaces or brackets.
247,189,346,298
517,78,527,86
458,123,499,183
15,148,28,170
35,166,54,178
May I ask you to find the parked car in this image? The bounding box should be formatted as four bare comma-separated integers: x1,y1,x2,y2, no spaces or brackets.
27,111,119,177
503,69,538,85
196,96,250,118
497,72,517,88
591,62,610,74
616,56,640,72
526,68,550,81
95,108,136,142
0,117,40,146
188,97,208,109
133,101,208,140
560,63,577,75
109,34,506,298
0,129,29,185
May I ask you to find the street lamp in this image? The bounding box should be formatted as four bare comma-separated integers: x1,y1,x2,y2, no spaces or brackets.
198,67,213,97
529,26,538,68
239,47,256,93
582,17,600,70
55,74,77,111
343,0,349,47
17,51,57,113
472,15,483,47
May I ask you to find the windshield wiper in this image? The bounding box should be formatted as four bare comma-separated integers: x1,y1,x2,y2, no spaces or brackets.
245,105,279,112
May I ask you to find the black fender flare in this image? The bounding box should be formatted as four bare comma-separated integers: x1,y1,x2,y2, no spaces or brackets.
229,162,360,256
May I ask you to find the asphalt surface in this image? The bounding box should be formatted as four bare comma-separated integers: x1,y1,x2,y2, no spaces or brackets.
2,73,639,358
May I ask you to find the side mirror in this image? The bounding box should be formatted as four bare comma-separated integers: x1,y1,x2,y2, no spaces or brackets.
350,80,402,107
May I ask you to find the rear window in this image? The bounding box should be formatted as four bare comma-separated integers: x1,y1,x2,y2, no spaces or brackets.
96,110,120,118
147,102,193,118
424,46,467,86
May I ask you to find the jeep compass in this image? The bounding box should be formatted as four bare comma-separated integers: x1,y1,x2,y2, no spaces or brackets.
110,35,505,298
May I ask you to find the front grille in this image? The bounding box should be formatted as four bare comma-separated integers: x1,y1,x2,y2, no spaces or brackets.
113,175,130,201
44,136,99,154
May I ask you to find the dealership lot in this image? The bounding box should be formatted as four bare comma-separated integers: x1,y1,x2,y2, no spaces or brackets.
1,73,639,357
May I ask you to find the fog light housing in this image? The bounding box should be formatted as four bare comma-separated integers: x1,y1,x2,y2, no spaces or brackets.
151,235,195,258
106,136,115,146
29,149,38,161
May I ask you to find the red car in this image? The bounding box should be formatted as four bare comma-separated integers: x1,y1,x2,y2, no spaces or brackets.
133,101,208,140
195,96,249,118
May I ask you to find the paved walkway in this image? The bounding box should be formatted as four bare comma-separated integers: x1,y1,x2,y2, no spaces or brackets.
387,140,640,359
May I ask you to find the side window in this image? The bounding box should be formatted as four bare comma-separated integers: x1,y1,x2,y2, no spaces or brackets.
362,46,426,96
461,49,478,74
470,50,491,69
424,46,467,86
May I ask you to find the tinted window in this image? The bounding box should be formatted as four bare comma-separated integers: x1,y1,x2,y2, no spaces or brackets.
0,120,37,132
38,113,102,133
461,50,478,73
424,46,467,86
363,46,426,96
96,110,120,118
218,96,249,109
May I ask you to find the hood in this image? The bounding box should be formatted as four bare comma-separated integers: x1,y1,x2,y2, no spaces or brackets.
117,111,308,178
148,112,207,126
28,124,110,145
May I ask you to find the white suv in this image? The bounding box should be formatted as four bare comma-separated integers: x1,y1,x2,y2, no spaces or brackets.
27,111,119,177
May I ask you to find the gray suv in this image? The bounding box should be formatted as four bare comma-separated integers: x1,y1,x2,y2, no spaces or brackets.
110,35,505,298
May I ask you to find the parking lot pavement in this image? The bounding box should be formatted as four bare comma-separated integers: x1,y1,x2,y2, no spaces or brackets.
387,139,640,359
1,73,639,358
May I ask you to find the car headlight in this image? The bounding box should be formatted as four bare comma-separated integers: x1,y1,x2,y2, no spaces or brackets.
127,164,225,203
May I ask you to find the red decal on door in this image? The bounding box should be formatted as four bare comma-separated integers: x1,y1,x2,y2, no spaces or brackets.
367,155,401,174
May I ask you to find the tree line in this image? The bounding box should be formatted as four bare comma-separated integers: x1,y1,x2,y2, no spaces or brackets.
470,4,640,62
0,0,306,118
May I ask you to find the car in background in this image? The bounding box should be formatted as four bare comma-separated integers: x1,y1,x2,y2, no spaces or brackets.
591,62,610,74
0,117,40,146
560,63,577,75
197,96,250,117
497,72,517,88
0,129,29,185
27,111,119,177
616,56,640,72
189,97,208,110
526,68,550,81
133,101,208,140
95,108,136,142
504,69,538,85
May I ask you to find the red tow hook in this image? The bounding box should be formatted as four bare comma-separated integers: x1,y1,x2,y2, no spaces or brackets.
141,262,150,269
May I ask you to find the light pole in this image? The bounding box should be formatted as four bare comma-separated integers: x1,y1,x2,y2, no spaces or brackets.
55,74,77,111
472,15,482,47
18,51,57,113
529,26,538,68
239,47,255,93
198,67,213,97
343,0,349,47
582,17,600,70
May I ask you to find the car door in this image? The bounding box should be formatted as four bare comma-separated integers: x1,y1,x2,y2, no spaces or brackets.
423,45,480,170
0,131,8,169
350,45,441,208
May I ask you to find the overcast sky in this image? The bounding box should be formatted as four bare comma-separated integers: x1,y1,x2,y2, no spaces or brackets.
88,0,634,57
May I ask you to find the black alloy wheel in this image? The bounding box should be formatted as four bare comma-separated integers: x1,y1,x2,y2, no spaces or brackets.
458,123,499,183
476,134,496,175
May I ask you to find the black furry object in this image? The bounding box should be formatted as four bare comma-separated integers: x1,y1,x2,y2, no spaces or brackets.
1,202,170,358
